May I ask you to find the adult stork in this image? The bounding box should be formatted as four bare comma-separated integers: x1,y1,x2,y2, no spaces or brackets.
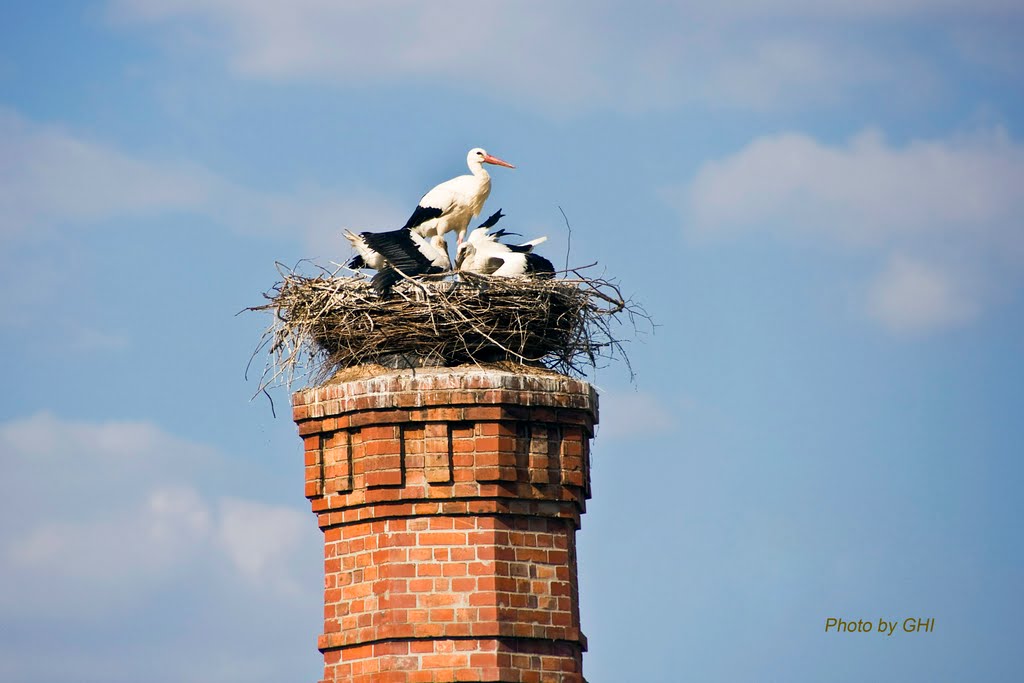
403,148,515,247
456,224,554,279
345,227,451,296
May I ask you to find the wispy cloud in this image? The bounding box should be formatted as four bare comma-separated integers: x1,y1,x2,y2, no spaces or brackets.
107,1,1022,114
0,107,401,251
0,413,318,616
671,126,1024,332
0,413,321,681
8,485,212,584
217,498,311,596
108,1,611,112
682,127,1024,245
0,411,218,468
866,255,977,333
0,108,209,242
0,107,404,344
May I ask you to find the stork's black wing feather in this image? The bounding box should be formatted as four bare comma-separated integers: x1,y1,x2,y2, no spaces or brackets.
362,228,432,274
370,259,447,296
489,228,522,241
401,205,444,231
370,266,402,297
346,254,366,269
524,253,555,278
477,209,505,230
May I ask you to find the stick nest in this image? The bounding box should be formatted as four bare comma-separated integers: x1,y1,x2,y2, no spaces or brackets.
247,264,648,391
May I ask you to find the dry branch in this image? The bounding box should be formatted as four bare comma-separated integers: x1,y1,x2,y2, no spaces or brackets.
247,264,648,392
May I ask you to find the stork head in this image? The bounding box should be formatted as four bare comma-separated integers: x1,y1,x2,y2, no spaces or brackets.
455,237,477,270
432,234,452,269
468,147,515,169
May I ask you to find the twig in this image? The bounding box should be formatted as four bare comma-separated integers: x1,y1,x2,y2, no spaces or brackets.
559,205,572,273
246,264,649,395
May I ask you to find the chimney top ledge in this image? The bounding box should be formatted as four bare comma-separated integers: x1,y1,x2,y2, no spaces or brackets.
294,364,596,408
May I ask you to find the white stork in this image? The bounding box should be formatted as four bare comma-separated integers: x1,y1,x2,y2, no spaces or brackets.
456,223,554,279
403,148,515,247
343,229,387,270
346,227,451,296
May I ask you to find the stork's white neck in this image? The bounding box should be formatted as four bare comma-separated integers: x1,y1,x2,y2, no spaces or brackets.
468,157,490,180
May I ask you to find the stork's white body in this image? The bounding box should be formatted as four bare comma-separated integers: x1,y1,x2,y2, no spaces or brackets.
412,232,452,271
344,229,387,270
412,174,491,240
405,148,515,246
456,227,552,277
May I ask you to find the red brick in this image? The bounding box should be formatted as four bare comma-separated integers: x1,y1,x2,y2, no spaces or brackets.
365,468,403,488
373,641,410,656
421,653,468,669
429,608,455,622
296,370,594,682
417,531,466,546
421,592,461,608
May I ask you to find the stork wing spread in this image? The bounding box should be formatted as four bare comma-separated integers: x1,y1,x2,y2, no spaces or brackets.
362,229,433,274
362,228,450,296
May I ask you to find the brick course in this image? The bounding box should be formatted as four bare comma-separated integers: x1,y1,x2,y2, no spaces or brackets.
293,368,597,682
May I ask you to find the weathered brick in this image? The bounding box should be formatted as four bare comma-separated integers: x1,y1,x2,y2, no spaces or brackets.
294,368,594,682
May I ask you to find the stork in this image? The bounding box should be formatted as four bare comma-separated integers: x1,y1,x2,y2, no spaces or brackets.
345,227,451,296
403,148,515,247
456,224,554,279
343,229,386,270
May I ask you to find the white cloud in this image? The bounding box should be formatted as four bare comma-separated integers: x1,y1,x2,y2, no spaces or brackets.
109,1,611,111
8,486,212,583
0,411,218,474
866,255,977,333
0,413,318,617
673,127,1024,332
0,108,406,340
217,498,313,595
106,1,1022,114
0,109,210,241
0,413,322,681
0,107,404,253
683,127,1024,245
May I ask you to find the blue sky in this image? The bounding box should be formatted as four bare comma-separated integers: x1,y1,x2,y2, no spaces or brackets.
1,2,1022,681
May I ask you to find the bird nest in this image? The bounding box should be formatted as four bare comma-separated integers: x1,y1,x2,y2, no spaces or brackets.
247,263,647,393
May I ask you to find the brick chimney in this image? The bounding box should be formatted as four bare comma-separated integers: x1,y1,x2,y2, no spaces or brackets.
292,367,597,683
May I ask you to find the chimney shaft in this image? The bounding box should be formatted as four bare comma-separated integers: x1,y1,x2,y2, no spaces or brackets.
293,368,597,683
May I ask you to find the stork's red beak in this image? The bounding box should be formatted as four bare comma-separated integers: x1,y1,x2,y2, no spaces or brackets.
483,154,515,169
